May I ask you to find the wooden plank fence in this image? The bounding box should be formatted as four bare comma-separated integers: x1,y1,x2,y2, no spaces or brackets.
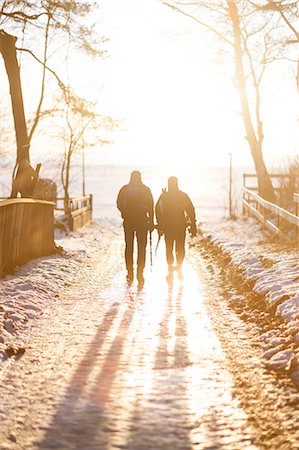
68,194,93,232
242,173,295,205
45,194,93,231
295,193,299,217
0,198,55,276
242,187,299,243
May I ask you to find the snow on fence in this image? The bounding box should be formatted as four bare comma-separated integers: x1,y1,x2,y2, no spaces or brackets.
68,194,93,232
0,198,55,276
242,187,299,243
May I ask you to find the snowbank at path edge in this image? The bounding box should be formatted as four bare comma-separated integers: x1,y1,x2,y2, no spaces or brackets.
198,217,299,375
200,217,298,325
0,219,122,366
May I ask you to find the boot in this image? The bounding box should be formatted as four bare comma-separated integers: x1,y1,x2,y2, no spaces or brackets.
137,267,144,284
126,267,133,284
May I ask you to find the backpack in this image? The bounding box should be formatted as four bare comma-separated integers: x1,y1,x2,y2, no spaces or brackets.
157,191,188,230
122,184,149,226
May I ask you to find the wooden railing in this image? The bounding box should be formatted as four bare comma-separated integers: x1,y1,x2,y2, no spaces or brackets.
68,194,93,231
243,172,292,188
242,187,299,242
0,198,55,276
295,193,299,217
242,173,295,206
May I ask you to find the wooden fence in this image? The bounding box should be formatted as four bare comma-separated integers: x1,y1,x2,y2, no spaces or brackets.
50,194,93,231
295,193,299,217
68,194,93,232
0,198,55,276
242,187,299,242
243,173,293,195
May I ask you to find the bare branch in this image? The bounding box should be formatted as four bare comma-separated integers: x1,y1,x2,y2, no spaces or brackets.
250,0,299,40
160,0,233,46
28,12,51,143
0,10,48,21
242,33,263,143
278,9,299,40
16,46,68,93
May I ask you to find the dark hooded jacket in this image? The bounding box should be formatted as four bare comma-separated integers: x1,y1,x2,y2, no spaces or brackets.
155,189,195,233
117,182,154,230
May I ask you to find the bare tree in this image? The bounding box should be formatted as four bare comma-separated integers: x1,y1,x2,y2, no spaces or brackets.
0,1,106,186
58,93,117,213
249,1,299,93
0,30,29,162
161,0,287,201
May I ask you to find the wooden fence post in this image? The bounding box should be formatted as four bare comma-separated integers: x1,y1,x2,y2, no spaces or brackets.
242,174,246,216
294,194,299,243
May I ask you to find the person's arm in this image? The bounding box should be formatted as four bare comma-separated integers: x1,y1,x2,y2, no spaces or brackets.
184,194,197,236
155,194,164,234
148,188,154,222
116,186,126,217
147,188,155,231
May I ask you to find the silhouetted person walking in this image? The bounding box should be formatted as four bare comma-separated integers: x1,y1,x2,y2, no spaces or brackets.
117,170,154,284
155,176,196,277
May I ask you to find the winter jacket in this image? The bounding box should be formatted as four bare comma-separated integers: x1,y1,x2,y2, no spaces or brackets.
117,182,154,229
155,190,196,233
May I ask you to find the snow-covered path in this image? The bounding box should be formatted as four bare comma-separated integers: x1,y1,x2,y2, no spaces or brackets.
0,224,298,449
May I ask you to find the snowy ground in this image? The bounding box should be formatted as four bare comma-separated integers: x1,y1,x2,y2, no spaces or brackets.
194,217,299,383
0,219,122,368
1,214,298,387
2,215,299,449
1,213,299,449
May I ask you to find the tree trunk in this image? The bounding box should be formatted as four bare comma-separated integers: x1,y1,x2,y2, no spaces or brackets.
63,146,72,214
0,30,29,163
297,57,299,95
226,1,276,202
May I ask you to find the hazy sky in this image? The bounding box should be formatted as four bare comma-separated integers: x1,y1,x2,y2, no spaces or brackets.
85,0,298,169
1,0,298,171
90,0,249,168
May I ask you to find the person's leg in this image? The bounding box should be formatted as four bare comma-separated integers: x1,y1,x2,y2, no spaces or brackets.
175,228,186,268
136,228,147,282
124,225,134,281
165,232,174,270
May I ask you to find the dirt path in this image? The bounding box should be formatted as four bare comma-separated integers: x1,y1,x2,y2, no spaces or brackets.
0,229,296,449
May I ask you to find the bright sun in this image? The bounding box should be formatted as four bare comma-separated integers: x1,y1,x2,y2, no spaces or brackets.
7,0,297,170
90,0,247,169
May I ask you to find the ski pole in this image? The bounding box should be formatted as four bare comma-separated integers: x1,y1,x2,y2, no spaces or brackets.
149,231,153,268
155,233,162,255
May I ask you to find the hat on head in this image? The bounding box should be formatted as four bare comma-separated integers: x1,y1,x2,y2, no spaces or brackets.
130,170,142,184
168,176,179,190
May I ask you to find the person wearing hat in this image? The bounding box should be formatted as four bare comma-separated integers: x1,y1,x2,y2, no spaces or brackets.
117,170,154,284
155,176,196,277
